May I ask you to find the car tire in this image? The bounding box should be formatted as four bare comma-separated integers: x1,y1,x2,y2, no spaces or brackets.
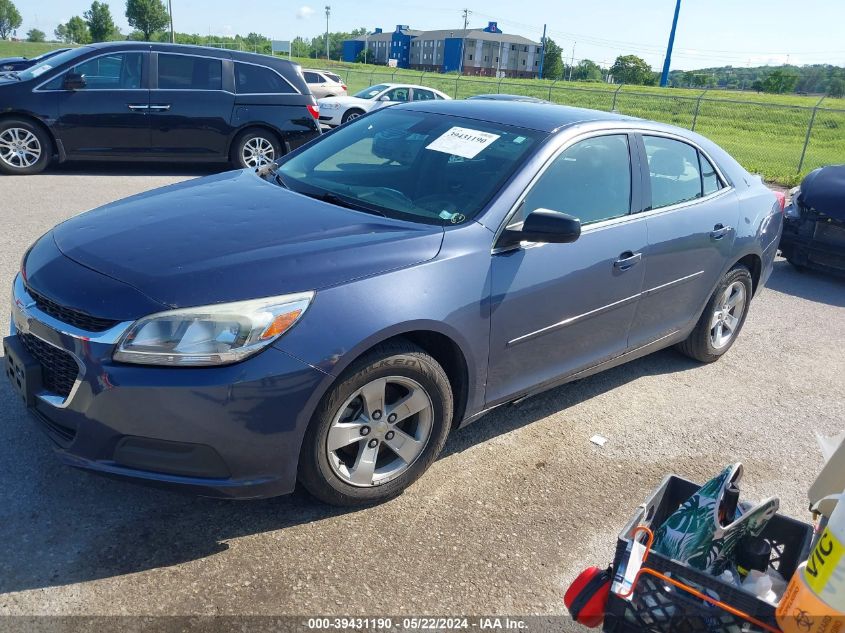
231,128,282,170
341,109,365,124
298,340,453,506
0,119,52,175
675,265,753,363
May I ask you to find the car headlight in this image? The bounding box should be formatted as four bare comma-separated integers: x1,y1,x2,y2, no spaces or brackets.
113,292,314,366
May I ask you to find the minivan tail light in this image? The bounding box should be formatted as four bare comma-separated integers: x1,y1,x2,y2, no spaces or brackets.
306,104,319,119
774,191,786,214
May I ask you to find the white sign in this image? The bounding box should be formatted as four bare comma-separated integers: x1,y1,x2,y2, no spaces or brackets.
425,127,501,159
387,58,398,68
271,40,291,54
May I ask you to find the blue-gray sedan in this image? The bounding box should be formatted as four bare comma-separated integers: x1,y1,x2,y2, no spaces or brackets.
5,100,783,505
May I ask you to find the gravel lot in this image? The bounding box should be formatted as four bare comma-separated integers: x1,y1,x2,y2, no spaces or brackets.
0,164,843,621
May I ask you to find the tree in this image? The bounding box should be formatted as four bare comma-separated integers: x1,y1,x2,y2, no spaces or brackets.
572,59,602,82
0,0,22,39
84,1,117,42
609,55,654,85
55,16,91,44
761,68,799,94
26,28,46,42
540,37,563,80
126,0,169,41
828,78,845,99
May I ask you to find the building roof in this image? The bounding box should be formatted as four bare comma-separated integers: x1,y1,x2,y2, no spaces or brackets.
351,30,423,43
349,27,539,46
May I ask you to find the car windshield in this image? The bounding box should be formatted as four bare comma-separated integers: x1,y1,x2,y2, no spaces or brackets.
17,47,89,82
276,108,545,225
354,84,389,99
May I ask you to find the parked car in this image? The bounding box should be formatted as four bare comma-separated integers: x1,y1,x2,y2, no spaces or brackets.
317,83,450,126
0,42,320,175
6,100,783,506
780,164,845,276
468,93,551,104
302,68,348,98
0,47,72,73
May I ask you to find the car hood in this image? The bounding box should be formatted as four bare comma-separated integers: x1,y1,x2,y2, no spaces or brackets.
799,165,845,221
50,169,444,310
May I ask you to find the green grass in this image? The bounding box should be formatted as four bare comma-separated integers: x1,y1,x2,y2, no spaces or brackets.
1,43,841,185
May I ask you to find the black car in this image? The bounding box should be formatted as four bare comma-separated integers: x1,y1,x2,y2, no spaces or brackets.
780,165,845,276
0,48,72,73
0,42,320,175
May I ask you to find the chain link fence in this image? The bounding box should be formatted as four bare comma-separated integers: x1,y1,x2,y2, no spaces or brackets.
324,67,844,186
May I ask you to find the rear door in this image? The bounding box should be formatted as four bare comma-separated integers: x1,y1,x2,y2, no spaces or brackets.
148,52,234,158
627,133,740,349
53,51,150,156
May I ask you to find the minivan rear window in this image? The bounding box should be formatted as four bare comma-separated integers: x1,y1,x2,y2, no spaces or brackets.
235,62,294,94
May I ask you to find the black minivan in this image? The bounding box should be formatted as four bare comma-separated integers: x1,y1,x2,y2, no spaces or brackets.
0,42,321,175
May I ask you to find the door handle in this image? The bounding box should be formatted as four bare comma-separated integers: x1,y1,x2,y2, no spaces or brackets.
710,224,731,240
127,104,149,110
149,104,171,111
614,251,642,271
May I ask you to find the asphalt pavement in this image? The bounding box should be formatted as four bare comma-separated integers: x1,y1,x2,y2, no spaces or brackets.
0,162,843,619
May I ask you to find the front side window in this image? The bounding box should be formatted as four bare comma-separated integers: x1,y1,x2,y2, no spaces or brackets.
277,109,545,225
158,54,222,90
644,135,707,209
67,52,143,89
519,134,632,226
235,62,291,94
384,87,410,102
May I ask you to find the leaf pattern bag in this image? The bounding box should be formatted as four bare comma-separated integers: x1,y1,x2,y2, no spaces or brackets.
652,463,779,575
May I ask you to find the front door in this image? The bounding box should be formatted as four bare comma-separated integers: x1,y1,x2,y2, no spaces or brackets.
628,134,741,349
54,51,150,156
148,53,234,158
486,133,647,406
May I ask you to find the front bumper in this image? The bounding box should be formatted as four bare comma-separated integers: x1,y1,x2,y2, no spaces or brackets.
780,216,845,276
7,275,327,499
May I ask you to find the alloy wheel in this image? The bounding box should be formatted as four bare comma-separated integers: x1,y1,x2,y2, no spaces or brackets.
241,136,275,168
326,376,434,487
345,112,361,122
710,280,746,349
0,128,42,170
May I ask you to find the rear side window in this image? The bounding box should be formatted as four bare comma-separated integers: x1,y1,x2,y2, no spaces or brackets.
235,62,293,94
644,136,704,209
699,152,722,196
412,88,436,101
302,71,321,84
325,72,342,83
158,54,221,90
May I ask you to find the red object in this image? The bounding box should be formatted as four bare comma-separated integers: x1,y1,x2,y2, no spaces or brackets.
564,566,612,628
774,191,786,214
306,104,320,119
341,84,348,91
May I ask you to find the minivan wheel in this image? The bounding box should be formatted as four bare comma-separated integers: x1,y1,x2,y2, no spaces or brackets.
676,265,753,363
341,109,364,124
232,129,282,169
299,340,453,506
0,120,52,175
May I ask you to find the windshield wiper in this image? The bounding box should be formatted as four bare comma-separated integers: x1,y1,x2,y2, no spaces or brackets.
300,190,387,218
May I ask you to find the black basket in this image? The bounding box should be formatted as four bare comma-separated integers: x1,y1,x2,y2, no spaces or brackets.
603,475,813,633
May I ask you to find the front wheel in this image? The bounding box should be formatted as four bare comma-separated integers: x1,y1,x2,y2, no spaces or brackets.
341,109,364,124
675,265,753,363
231,128,282,169
298,340,453,506
0,119,52,175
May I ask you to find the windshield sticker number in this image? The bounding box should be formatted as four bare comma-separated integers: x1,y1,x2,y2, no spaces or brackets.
29,64,53,78
426,127,500,159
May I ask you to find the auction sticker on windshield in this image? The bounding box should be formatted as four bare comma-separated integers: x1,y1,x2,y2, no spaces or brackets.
426,127,500,159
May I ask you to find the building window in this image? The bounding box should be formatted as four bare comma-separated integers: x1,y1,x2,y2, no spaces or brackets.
511,44,516,50
495,57,498,63
522,59,526,65
524,46,528,52
468,54,473,60
484,56,488,62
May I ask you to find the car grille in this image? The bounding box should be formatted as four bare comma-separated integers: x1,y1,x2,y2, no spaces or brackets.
26,285,119,332
19,333,79,399
814,221,845,248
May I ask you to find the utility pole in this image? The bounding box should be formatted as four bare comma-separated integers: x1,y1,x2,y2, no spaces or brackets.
364,33,368,64
568,41,575,81
325,6,331,60
660,0,681,87
168,0,174,43
459,8,471,75
538,23,546,79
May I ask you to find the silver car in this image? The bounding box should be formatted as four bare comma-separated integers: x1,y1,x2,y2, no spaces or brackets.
302,69,348,99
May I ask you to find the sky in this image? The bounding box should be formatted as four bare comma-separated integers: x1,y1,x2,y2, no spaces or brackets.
19,0,845,70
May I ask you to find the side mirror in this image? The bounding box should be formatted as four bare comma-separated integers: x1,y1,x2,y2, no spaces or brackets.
498,208,581,248
379,95,391,101
63,72,86,90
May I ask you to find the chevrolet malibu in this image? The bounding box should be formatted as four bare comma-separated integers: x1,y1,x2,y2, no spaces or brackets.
5,101,783,506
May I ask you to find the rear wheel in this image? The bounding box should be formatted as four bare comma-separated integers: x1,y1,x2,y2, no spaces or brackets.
341,109,364,124
231,128,282,170
0,119,52,175
298,340,453,506
675,265,753,363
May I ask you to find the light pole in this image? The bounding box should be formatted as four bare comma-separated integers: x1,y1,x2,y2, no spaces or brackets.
364,33,368,64
660,0,682,87
325,6,331,60
168,0,174,43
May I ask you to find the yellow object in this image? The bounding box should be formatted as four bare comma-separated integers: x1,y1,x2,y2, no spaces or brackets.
777,563,845,633
806,527,845,599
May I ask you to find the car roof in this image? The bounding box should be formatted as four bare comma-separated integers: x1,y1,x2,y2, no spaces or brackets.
396,99,634,133
80,41,299,70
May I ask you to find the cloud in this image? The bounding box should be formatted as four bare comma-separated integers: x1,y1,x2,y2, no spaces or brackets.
296,6,315,19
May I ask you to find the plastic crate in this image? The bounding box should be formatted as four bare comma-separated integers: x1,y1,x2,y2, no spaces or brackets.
603,475,813,633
